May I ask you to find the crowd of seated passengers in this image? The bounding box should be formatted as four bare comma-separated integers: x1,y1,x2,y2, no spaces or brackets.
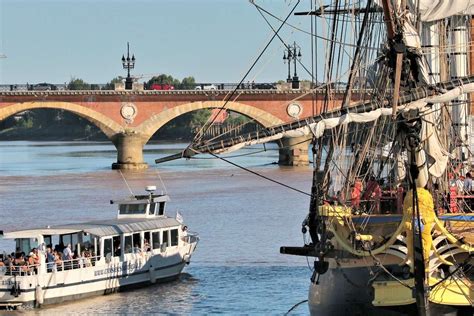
0,247,40,275
0,244,96,275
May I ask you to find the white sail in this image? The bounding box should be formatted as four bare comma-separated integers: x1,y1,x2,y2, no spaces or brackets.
374,0,474,22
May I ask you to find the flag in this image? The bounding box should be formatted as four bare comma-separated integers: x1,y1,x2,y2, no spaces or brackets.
176,211,184,224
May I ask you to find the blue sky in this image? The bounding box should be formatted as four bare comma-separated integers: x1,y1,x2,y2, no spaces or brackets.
0,0,316,85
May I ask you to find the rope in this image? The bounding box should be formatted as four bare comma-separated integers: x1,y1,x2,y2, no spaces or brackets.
203,151,312,197
118,170,134,196
154,167,168,195
284,299,308,315
191,0,301,145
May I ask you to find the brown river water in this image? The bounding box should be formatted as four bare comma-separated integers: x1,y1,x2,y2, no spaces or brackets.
0,141,314,314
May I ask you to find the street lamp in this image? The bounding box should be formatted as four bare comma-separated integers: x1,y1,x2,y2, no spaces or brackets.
282,42,302,89
121,42,135,90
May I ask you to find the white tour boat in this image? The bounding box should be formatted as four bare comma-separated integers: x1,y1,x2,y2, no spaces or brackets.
0,186,199,309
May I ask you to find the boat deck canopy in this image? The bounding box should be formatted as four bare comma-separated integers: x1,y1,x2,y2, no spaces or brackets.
110,194,170,205
2,217,181,239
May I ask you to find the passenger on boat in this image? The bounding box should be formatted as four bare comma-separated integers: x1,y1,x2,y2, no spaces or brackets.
143,239,151,252
63,244,73,261
133,244,142,254
114,241,121,257
81,250,92,267
46,247,56,272
53,249,63,270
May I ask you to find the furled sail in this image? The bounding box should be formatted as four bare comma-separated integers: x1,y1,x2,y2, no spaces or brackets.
374,0,474,22
214,82,474,187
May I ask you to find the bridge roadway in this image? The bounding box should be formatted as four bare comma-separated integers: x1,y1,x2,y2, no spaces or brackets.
0,89,346,169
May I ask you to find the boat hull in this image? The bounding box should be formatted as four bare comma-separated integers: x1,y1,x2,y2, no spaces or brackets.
308,267,473,316
0,252,192,309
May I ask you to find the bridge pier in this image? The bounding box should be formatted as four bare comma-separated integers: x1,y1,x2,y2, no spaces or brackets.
111,131,148,170
278,136,311,166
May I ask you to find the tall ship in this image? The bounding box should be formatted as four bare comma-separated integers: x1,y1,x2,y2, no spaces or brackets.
0,186,198,309
156,0,474,314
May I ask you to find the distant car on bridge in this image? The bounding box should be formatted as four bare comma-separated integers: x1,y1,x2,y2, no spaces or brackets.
29,83,58,91
195,84,217,91
146,83,175,90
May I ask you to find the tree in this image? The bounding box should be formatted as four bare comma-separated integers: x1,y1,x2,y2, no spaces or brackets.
190,109,212,129
178,76,196,89
147,74,179,87
102,77,123,90
67,77,91,90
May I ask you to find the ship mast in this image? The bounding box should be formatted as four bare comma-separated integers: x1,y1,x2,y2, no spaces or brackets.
379,0,429,314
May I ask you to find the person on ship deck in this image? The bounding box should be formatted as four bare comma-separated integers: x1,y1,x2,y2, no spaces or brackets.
362,176,381,214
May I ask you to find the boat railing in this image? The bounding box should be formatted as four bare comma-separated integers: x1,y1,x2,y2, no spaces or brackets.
0,255,102,276
47,255,100,273
181,231,199,244
0,263,41,276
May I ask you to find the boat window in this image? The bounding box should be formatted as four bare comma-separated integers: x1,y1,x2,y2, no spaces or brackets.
119,204,147,215
113,236,121,257
144,232,151,251
148,204,155,215
104,238,113,259
132,233,141,253
43,235,52,247
152,231,160,249
158,202,165,215
170,229,178,246
163,230,169,248
124,235,133,254
16,238,38,254
62,234,72,247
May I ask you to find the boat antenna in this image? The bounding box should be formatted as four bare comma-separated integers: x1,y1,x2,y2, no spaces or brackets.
154,167,168,195
118,169,134,196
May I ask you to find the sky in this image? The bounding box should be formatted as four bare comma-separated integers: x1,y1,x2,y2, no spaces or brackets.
0,0,316,85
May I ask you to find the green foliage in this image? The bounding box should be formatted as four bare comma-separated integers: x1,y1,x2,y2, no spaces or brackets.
178,76,196,89
18,117,34,128
147,74,196,89
226,113,251,125
147,74,180,86
190,109,211,129
103,77,123,90
67,77,91,90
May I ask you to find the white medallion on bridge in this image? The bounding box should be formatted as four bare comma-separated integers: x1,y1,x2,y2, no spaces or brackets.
120,102,137,123
286,102,302,118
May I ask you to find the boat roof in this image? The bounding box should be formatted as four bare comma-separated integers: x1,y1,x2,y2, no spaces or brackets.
2,217,181,239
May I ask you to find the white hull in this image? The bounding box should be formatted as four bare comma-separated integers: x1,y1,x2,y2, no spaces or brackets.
0,248,194,308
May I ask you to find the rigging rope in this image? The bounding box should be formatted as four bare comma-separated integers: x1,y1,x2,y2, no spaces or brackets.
191,0,301,145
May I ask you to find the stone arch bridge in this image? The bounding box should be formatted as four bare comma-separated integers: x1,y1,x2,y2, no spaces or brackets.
0,90,343,169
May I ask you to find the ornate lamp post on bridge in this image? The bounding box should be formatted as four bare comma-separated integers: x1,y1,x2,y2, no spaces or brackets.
121,42,135,90
282,42,302,89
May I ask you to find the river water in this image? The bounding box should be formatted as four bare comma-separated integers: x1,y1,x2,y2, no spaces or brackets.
0,141,313,314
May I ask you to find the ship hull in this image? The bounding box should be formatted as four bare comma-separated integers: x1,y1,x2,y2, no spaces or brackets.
308,266,473,316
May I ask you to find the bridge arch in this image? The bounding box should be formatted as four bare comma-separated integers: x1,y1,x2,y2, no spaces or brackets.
136,100,285,142
0,101,123,138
